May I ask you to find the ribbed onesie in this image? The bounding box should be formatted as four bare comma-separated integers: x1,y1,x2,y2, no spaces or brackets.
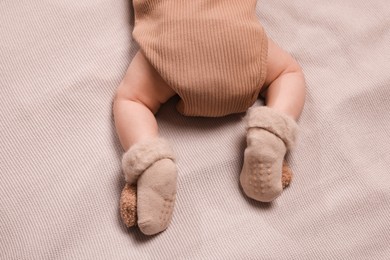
132,0,268,117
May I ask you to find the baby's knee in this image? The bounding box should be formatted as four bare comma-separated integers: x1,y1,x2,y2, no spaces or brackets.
114,85,161,114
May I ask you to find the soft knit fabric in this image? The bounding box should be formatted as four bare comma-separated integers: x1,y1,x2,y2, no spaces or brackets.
133,0,268,117
122,138,175,184
240,107,298,202
121,138,178,235
137,158,177,235
246,106,298,149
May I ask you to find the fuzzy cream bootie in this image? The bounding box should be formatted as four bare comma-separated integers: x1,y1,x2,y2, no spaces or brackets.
240,107,298,202
121,138,177,235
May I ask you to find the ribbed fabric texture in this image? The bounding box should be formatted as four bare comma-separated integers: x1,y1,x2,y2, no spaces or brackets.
133,0,268,117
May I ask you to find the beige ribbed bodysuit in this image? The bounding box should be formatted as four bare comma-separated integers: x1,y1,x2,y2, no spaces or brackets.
133,0,268,117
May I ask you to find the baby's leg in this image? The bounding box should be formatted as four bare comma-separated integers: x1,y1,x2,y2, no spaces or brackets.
113,51,178,235
114,51,176,150
262,38,306,120
240,39,305,202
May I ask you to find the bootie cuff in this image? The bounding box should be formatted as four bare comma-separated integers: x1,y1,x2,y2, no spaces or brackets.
245,106,298,149
122,138,175,184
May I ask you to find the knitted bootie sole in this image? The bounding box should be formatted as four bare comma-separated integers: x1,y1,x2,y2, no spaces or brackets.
137,158,177,235
240,129,286,202
240,106,298,202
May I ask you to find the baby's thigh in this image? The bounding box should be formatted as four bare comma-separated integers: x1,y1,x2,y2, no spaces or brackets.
117,51,176,112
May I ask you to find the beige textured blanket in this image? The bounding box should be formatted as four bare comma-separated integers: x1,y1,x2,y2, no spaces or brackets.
1,0,389,259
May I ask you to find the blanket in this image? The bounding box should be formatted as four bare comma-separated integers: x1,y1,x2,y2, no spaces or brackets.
1,0,389,259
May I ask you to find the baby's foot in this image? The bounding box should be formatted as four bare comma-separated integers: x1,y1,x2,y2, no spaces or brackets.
121,138,177,235
240,128,286,202
240,106,298,202
137,158,177,235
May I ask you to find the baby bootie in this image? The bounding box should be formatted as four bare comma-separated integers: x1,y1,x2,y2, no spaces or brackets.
121,138,177,235
240,107,298,202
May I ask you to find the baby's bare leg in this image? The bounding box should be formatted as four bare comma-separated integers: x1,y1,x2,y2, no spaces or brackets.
113,51,175,151
240,39,305,202
113,51,178,235
263,38,306,120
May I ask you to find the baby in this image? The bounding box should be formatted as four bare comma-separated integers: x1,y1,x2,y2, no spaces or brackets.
114,0,305,235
